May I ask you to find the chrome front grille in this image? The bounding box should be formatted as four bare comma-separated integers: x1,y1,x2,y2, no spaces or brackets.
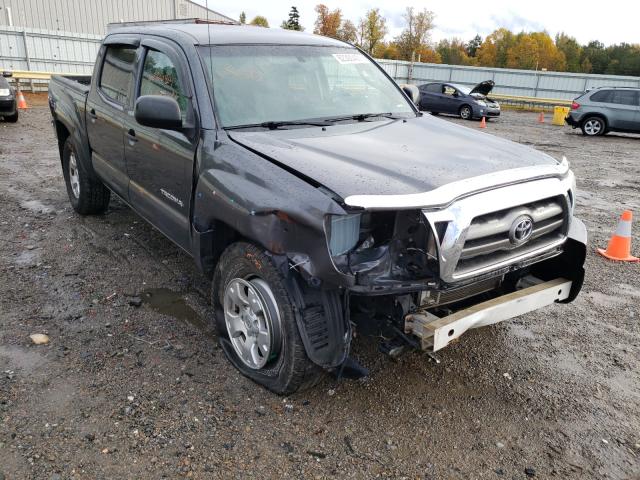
421,175,575,284
454,196,567,278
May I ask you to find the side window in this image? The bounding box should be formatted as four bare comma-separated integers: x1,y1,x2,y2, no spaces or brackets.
426,83,441,93
589,90,612,103
443,85,457,96
100,46,136,104
610,90,638,106
140,49,188,117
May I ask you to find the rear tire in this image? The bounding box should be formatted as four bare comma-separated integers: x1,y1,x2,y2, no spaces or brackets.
211,242,321,395
459,105,473,120
5,110,18,123
62,138,110,215
580,116,606,136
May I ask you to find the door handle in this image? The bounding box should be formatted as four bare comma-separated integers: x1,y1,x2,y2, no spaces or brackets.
88,108,97,122
126,128,138,144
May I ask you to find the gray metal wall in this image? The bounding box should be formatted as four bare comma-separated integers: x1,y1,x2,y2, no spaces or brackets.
0,0,234,34
0,26,100,73
378,60,640,100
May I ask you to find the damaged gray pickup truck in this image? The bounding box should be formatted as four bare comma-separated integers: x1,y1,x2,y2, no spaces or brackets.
49,24,586,394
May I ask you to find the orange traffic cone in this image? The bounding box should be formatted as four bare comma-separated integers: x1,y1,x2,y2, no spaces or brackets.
479,116,487,129
537,111,544,123
17,90,28,109
597,210,639,262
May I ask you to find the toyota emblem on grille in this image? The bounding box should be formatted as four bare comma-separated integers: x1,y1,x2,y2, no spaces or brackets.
509,215,534,245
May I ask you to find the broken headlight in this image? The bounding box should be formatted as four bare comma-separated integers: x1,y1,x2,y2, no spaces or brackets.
326,214,361,256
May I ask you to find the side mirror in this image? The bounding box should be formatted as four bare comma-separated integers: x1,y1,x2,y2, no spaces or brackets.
134,95,182,130
400,84,420,104
2,71,12,78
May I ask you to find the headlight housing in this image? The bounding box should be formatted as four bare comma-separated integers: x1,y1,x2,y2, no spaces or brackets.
475,100,487,107
326,214,361,256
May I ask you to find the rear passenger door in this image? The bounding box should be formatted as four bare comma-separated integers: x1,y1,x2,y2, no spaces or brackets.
418,83,442,111
608,90,640,131
87,37,140,200
123,37,198,251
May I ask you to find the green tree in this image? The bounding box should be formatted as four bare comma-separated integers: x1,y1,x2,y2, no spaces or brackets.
581,41,609,74
437,38,474,65
313,4,342,38
250,16,269,28
239,11,246,24
555,33,582,72
394,7,435,61
357,8,387,55
281,6,303,31
466,34,482,57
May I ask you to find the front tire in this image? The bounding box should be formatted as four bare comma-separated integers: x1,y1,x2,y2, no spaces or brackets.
581,116,606,136
62,138,110,214
4,110,18,123
212,242,321,394
459,105,473,120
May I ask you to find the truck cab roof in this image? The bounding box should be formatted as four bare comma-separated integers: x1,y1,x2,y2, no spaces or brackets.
108,24,350,48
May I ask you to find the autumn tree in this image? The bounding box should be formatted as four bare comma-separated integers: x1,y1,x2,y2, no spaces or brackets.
477,28,515,67
337,19,357,43
357,8,387,55
313,4,342,38
250,16,269,28
395,7,435,61
281,6,303,31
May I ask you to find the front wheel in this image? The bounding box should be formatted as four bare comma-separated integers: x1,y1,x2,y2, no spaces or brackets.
4,110,18,123
581,116,606,136
459,105,473,120
212,242,321,394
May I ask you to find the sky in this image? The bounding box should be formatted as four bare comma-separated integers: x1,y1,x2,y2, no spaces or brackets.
197,0,639,46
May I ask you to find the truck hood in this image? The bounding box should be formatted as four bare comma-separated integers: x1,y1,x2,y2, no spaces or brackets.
228,115,560,199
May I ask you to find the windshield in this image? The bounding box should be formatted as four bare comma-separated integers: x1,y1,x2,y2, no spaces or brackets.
199,45,415,128
451,84,471,95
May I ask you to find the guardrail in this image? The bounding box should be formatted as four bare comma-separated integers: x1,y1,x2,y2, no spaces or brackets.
3,69,84,92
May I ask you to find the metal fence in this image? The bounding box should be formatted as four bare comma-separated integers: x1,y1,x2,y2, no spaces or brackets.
2,25,640,99
378,60,640,100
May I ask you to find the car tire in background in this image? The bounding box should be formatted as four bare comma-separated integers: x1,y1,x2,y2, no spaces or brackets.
5,111,18,123
459,105,473,120
580,116,606,136
212,242,321,395
62,138,111,214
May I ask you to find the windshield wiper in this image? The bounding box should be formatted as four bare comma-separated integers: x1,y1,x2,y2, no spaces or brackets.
225,120,331,131
324,112,401,123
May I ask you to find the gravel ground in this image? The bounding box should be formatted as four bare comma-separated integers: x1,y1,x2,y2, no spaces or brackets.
1,100,639,479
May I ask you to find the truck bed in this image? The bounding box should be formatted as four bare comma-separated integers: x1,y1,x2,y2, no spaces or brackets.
50,74,92,94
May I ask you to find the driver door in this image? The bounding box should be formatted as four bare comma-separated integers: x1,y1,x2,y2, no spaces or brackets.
441,85,461,114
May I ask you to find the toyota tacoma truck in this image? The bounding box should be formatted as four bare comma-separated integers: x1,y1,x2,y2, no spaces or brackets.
49,24,586,394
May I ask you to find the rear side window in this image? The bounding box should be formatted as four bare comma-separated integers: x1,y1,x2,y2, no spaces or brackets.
100,46,136,104
589,90,612,103
425,83,441,93
610,90,639,106
139,49,188,117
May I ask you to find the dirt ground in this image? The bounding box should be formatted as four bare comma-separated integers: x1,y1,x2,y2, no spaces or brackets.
1,100,639,480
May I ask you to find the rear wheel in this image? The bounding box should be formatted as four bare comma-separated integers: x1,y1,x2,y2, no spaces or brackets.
212,242,321,394
459,105,473,120
62,138,110,214
581,116,605,136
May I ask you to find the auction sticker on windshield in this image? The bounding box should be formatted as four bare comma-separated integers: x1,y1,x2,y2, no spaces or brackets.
332,53,368,64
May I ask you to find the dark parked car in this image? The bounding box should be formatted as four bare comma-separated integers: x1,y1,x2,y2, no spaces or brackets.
417,80,500,119
566,86,640,136
48,24,585,394
0,72,18,122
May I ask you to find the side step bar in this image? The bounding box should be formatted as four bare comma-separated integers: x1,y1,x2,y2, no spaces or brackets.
405,278,572,352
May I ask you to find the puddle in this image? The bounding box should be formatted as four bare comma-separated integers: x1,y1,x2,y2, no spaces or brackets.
19,199,55,214
140,288,213,336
